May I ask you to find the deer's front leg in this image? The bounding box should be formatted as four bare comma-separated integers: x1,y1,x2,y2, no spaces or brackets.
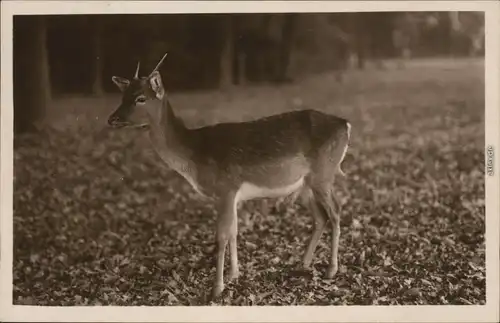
229,200,239,280
212,191,238,299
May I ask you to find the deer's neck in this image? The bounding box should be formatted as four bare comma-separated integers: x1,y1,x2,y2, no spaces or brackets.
144,97,195,171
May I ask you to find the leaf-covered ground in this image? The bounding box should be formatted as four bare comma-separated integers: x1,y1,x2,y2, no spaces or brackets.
13,58,485,306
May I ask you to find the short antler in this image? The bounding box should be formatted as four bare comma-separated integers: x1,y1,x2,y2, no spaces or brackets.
134,61,141,79
149,53,168,76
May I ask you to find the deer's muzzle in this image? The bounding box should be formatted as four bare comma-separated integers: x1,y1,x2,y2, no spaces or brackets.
108,116,129,127
108,105,133,128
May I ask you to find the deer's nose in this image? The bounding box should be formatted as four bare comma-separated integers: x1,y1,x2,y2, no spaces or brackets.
108,115,121,126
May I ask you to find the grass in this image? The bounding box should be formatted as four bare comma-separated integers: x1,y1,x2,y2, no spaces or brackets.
13,58,485,306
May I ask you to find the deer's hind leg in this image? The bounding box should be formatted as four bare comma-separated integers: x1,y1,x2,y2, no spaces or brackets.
307,135,348,279
302,187,329,269
310,183,340,279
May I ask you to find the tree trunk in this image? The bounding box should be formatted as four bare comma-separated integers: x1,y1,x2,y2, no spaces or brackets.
219,15,234,89
275,13,297,83
352,14,366,70
14,16,51,133
91,16,104,96
448,12,462,57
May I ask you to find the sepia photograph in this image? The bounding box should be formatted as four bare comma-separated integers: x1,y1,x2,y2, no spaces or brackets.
1,1,499,322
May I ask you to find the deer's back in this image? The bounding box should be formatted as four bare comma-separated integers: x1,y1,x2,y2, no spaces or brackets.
189,109,348,191
192,109,348,162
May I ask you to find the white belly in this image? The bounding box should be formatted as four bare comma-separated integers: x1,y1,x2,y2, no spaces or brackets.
236,177,305,201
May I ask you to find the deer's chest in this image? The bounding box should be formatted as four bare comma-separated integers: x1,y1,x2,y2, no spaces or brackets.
148,134,204,196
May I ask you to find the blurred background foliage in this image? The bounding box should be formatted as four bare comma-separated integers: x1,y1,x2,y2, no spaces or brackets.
13,12,484,133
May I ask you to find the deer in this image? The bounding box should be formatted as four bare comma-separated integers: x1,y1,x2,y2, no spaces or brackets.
108,53,352,299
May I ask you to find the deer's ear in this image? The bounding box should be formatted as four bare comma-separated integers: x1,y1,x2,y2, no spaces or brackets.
112,76,130,92
148,71,164,100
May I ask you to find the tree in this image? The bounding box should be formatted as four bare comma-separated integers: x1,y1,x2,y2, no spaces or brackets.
219,15,235,89
14,16,51,133
344,12,398,70
90,16,104,96
346,13,368,69
275,13,297,83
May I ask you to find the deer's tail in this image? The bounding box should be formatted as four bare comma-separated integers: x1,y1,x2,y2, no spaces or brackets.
335,121,351,181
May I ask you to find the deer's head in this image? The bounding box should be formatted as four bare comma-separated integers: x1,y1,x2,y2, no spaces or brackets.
108,53,168,128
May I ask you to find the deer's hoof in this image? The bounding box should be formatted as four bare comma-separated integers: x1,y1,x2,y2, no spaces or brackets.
302,262,313,271
212,284,224,300
326,265,338,279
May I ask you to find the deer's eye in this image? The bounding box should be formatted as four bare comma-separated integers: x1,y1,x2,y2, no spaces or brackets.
136,96,146,104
